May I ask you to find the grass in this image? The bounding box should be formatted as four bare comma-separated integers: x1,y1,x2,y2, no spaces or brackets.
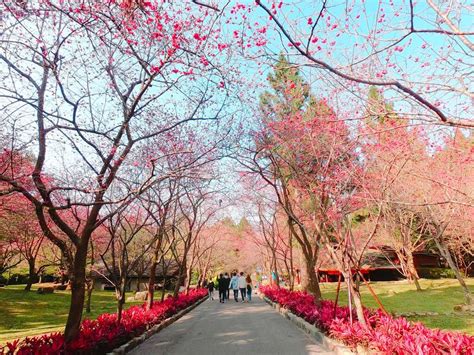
319,278,474,335
0,284,143,344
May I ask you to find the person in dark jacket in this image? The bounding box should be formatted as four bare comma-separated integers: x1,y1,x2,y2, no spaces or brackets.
224,272,231,300
218,274,227,303
207,279,214,300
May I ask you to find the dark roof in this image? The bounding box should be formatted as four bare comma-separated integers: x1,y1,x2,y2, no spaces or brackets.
90,259,179,280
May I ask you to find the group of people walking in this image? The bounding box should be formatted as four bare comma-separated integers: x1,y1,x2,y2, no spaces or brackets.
203,272,253,303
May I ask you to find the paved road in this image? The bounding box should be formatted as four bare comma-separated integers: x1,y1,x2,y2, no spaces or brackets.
130,292,333,355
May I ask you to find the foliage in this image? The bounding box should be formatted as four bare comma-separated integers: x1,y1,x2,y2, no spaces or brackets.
261,286,474,354
1,288,207,354
417,268,457,280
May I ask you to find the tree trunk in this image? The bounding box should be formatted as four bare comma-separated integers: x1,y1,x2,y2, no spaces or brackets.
85,279,94,313
288,232,294,291
160,274,167,302
64,245,88,343
355,272,361,292
304,257,322,303
185,266,192,293
200,253,212,287
202,266,209,285
271,250,279,288
146,261,158,310
136,270,142,292
283,258,292,291
146,230,166,309
435,238,472,305
24,259,36,291
196,273,202,288
174,257,187,298
343,271,367,327
116,279,126,324
117,299,124,323
405,251,422,291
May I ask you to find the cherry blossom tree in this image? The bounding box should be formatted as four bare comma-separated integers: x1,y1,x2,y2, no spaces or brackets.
0,203,47,291
171,181,219,297
0,238,21,277
361,96,433,291
0,0,237,341
142,179,179,309
421,131,474,304
241,53,373,323
253,0,473,128
99,204,153,322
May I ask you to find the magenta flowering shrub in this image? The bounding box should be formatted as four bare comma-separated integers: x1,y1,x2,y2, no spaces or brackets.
261,286,474,355
1,289,207,355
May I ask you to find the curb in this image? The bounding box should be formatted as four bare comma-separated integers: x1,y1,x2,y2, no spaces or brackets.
260,294,371,355
108,296,207,354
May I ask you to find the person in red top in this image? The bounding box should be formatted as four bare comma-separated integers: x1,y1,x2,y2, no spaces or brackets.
245,274,252,302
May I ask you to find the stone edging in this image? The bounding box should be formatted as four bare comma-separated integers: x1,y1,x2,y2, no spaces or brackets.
108,296,207,354
260,294,372,355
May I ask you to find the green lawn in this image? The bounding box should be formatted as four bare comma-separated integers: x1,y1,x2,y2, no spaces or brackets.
319,278,474,335
0,284,143,344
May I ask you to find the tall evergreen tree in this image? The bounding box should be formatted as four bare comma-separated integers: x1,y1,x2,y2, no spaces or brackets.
257,54,339,298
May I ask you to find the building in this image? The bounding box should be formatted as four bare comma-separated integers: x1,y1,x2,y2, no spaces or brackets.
91,260,180,291
316,246,442,282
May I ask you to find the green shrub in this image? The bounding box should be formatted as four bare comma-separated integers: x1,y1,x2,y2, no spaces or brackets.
0,272,57,285
417,267,456,279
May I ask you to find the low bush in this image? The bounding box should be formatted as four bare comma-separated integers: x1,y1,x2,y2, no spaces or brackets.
0,273,57,285
261,286,474,354
417,267,456,279
1,288,207,354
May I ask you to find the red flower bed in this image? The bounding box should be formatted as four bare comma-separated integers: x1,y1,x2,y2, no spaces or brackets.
261,286,474,355
1,289,207,355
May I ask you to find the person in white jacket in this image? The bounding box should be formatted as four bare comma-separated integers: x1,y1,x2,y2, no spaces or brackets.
238,271,247,302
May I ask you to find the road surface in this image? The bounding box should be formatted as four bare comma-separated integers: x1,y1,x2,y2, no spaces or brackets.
130,292,333,355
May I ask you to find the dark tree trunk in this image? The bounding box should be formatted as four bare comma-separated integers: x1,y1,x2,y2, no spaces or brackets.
288,232,294,291
173,262,186,298
161,276,167,302
173,254,187,297
116,279,127,324
24,259,36,291
146,229,166,309
197,273,203,288
304,257,321,302
185,266,192,293
64,244,88,343
287,220,321,300
136,270,143,292
146,261,158,310
85,279,94,313
117,300,124,323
